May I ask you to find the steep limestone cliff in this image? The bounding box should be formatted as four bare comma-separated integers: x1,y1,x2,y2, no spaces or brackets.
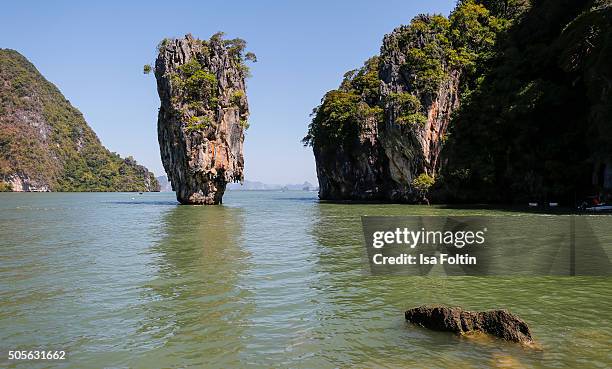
377,16,462,200
305,0,528,202
308,57,387,201
0,49,159,192
307,22,461,202
154,34,253,204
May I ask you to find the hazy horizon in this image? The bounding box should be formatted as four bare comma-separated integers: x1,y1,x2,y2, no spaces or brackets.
1,0,455,184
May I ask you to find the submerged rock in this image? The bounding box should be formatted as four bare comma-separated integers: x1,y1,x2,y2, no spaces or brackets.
154,33,253,204
405,305,535,345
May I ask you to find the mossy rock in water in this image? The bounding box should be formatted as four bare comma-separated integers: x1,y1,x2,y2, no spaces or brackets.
405,304,536,346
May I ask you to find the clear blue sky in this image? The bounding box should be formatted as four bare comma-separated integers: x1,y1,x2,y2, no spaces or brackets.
1,0,454,184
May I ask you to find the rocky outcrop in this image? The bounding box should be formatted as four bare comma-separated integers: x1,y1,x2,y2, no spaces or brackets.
4,173,50,192
312,105,385,201
154,34,251,204
0,49,159,192
306,14,472,202
405,305,535,345
377,18,461,200
306,1,528,203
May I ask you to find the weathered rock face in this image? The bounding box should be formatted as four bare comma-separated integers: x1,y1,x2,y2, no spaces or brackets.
377,19,461,200
405,305,535,345
308,16,461,202
4,174,50,192
155,34,250,204
312,112,385,201
307,1,529,203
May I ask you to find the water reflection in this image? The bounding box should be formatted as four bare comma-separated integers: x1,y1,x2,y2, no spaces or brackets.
308,202,424,368
229,191,328,367
135,205,253,368
0,193,609,368
307,203,553,367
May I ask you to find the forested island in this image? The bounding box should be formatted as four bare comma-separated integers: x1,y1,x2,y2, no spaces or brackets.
0,49,159,192
305,0,612,205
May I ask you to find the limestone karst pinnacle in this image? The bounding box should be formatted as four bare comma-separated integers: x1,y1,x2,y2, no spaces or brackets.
154,33,252,204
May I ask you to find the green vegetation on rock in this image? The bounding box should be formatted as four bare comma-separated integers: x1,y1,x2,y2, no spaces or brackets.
307,0,611,204
0,49,159,192
176,59,218,106
399,15,452,95
305,0,592,203
441,0,612,203
152,33,255,136
185,115,213,133
303,57,382,148
0,181,12,192
230,90,245,106
305,0,516,150
239,119,250,130
388,93,427,126
154,33,252,204
412,173,436,203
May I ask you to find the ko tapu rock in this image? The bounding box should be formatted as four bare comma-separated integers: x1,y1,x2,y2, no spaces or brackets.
153,33,255,204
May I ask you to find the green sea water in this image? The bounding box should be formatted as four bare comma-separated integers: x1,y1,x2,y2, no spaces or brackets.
1,191,610,368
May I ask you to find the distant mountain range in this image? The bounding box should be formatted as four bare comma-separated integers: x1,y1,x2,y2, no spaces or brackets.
227,180,317,191
156,176,317,192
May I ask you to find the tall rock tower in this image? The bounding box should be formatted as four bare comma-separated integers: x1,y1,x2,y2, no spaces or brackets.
154,33,253,204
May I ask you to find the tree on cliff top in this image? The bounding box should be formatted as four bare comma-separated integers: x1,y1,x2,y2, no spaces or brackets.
304,0,521,149
303,57,382,148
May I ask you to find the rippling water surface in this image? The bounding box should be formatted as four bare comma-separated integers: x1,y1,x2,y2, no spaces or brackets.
1,192,611,368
